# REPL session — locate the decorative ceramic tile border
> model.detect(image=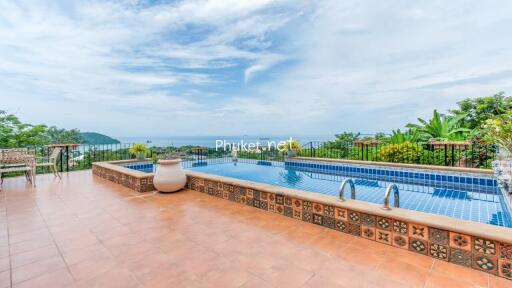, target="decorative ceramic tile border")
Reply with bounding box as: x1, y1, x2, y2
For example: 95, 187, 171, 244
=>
92, 164, 154, 192
187, 175, 512, 280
